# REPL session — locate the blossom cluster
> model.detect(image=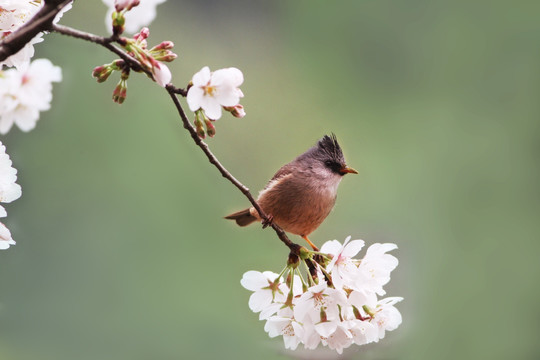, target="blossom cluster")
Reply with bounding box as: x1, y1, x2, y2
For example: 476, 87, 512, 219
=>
0, 59, 62, 134
93, 1, 175, 103
241, 237, 402, 354
1, 1, 70, 134
0, 0, 72, 69
0, 141, 21, 250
